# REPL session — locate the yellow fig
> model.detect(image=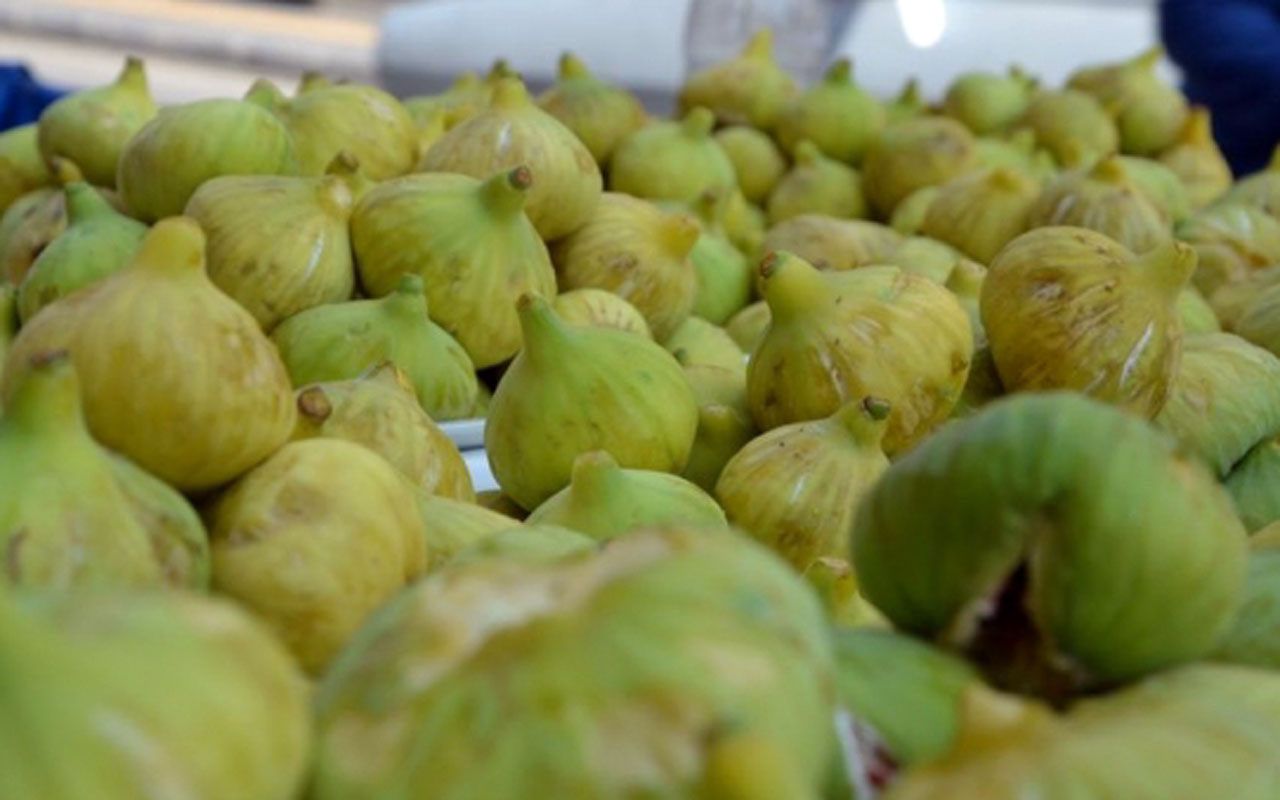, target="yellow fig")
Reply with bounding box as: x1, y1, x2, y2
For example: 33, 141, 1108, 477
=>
921, 167, 1038, 264
1160, 108, 1232, 209
0, 124, 52, 215
537, 52, 647, 165
403, 72, 489, 132
766, 140, 867, 225
609, 106, 738, 204
1021, 89, 1119, 167
678, 28, 796, 129
1068, 46, 1190, 156
761, 215, 902, 276
888, 185, 940, 235
1028, 156, 1172, 253
272, 82, 418, 179
416, 493, 519, 567
885, 235, 972, 284
777, 58, 885, 164
1177, 202, 1280, 295
862, 116, 977, 217
942, 65, 1037, 136
726, 300, 772, 353
1178, 286, 1221, 333
550, 288, 652, 337
715, 124, 788, 203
